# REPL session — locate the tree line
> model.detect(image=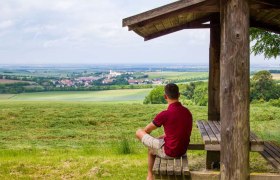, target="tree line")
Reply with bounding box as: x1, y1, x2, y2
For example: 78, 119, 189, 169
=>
0, 83, 153, 94
144, 71, 280, 106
